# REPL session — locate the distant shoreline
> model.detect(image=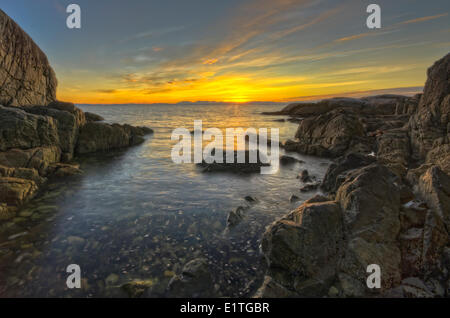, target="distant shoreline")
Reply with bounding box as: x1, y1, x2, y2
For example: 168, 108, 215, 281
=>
73, 86, 423, 106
